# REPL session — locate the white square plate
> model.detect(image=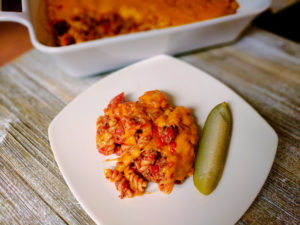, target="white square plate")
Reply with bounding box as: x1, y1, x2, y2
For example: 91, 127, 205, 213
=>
48, 55, 278, 225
